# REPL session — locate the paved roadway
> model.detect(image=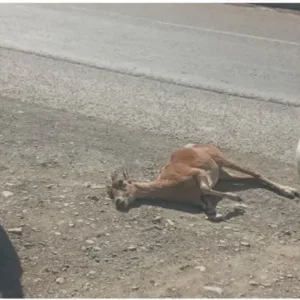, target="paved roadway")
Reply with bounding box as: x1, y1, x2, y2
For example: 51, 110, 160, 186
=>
0, 4, 300, 165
